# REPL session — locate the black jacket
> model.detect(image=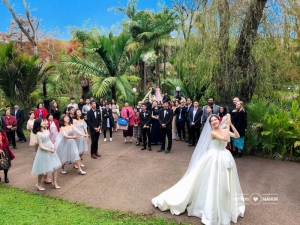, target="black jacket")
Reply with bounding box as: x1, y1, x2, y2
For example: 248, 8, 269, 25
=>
188, 108, 203, 129
159, 108, 173, 130
175, 106, 187, 123
87, 108, 102, 130
232, 110, 247, 137
102, 108, 114, 130
14, 108, 24, 124
140, 110, 152, 127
